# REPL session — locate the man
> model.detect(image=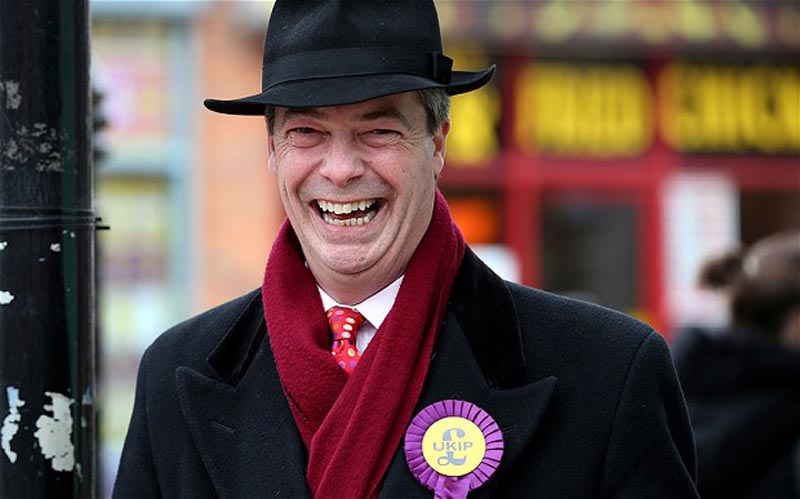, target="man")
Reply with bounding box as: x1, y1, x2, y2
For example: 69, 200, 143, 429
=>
114, 1, 698, 497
